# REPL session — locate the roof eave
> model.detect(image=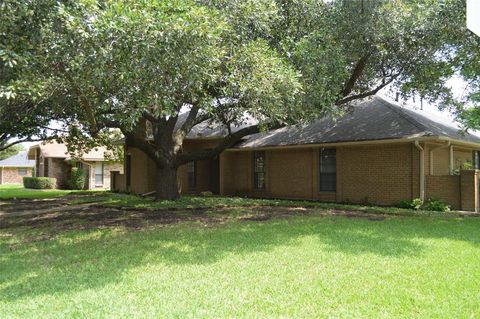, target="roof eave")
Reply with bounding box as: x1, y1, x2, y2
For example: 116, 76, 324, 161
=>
228, 135, 480, 151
